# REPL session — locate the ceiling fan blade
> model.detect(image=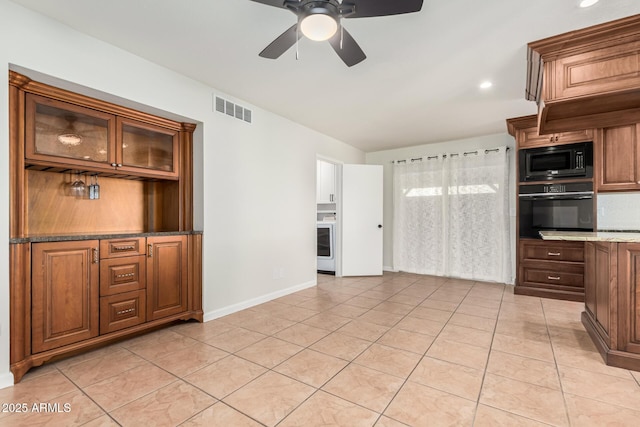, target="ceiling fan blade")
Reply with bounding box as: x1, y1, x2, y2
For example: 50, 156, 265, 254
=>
348, 0, 423, 18
259, 24, 302, 59
329, 28, 366, 67
249, 0, 287, 9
